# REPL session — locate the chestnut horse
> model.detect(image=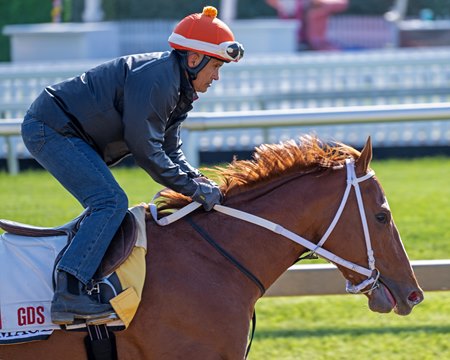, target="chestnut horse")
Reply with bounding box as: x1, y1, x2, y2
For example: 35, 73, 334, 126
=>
0, 136, 423, 360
